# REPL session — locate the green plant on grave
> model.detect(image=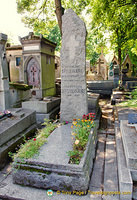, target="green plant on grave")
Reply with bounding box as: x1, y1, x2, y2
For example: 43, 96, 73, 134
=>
9, 82, 33, 91
118, 87, 137, 108
131, 87, 137, 99
67, 113, 95, 164
11, 119, 58, 161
